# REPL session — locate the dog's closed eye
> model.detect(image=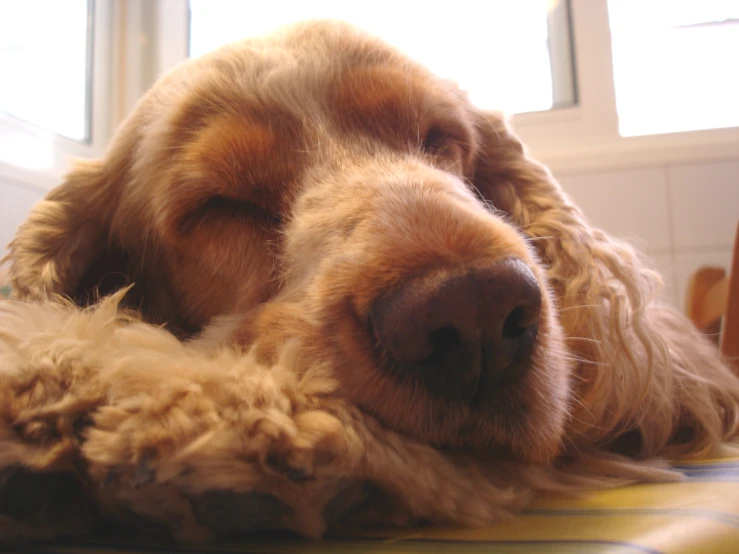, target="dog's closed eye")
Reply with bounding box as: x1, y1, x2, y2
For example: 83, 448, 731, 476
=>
419, 122, 471, 172
421, 126, 454, 155
181, 195, 283, 233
